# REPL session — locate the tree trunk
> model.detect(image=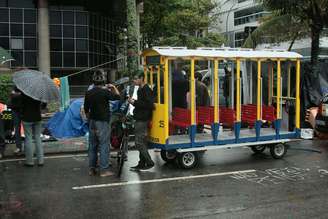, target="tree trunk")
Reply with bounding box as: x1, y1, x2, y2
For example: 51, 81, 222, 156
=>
126, 0, 140, 77
310, 23, 322, 71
